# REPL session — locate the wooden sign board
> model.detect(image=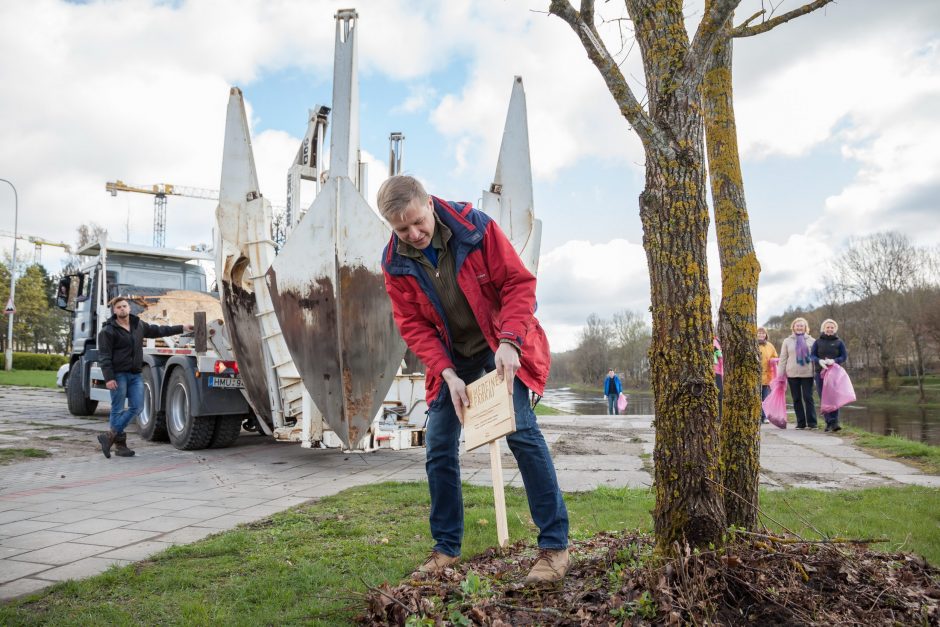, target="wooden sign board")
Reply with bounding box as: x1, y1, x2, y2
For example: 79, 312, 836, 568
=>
463, 370, 515, 452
